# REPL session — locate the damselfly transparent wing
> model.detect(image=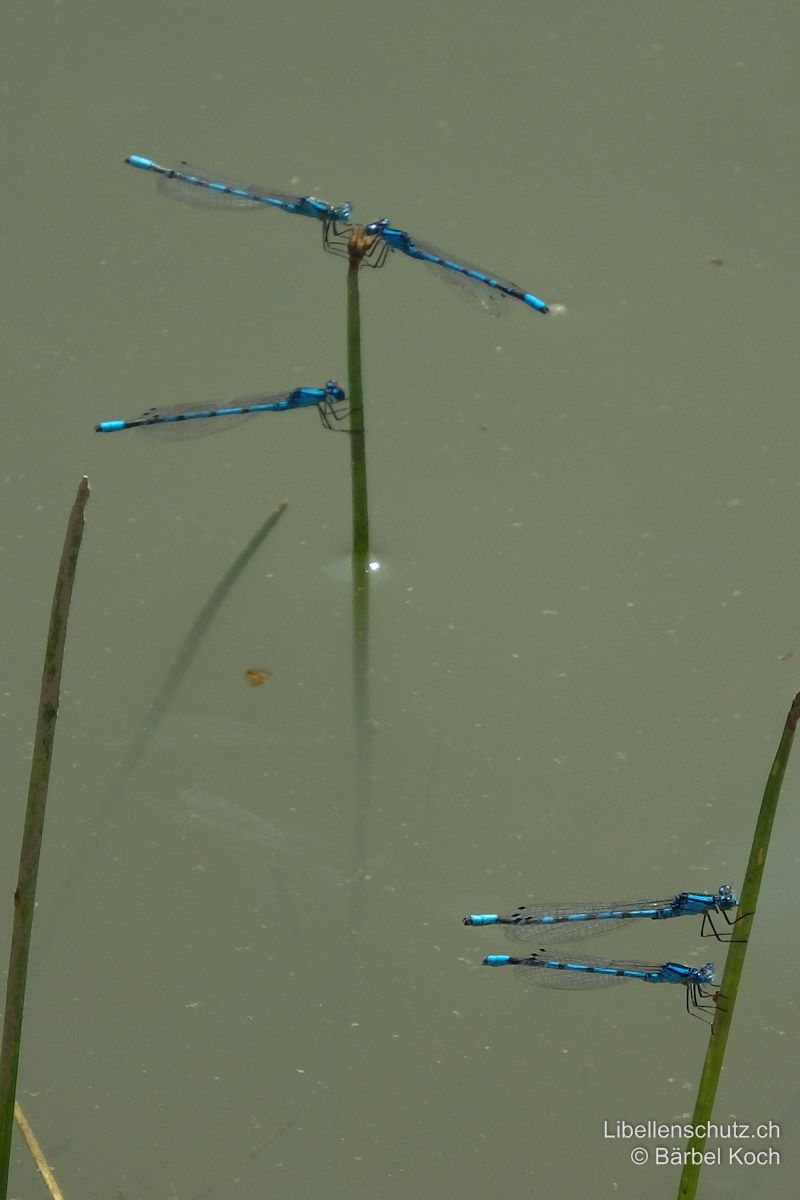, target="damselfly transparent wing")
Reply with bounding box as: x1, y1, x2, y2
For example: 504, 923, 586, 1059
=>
500, 897, 677, 947
512, 956, 664, 991
135, 399, 263, 439
503, 916, 633, 947
422, 246, 510, 316
155, 163, 302, 211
